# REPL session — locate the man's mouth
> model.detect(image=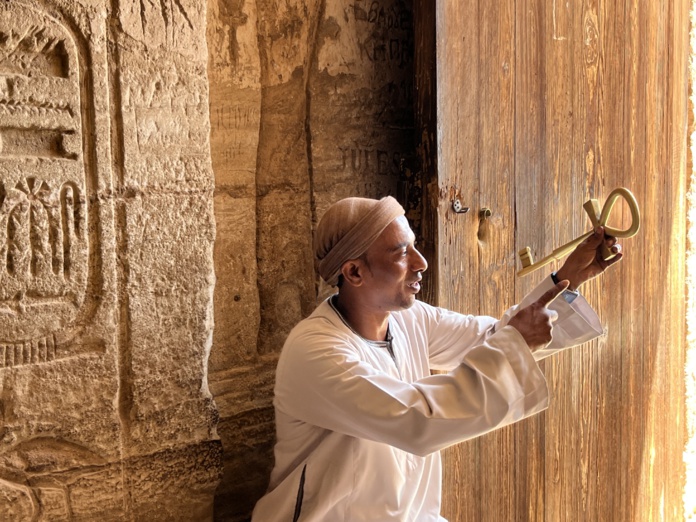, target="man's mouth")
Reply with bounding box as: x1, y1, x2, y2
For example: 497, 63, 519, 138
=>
407, 280, 421, 291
